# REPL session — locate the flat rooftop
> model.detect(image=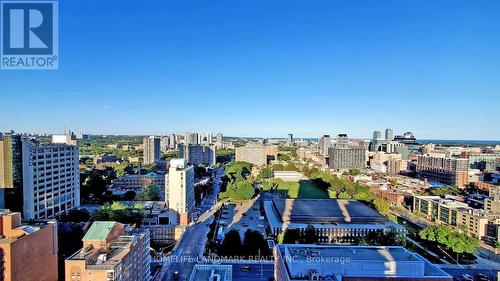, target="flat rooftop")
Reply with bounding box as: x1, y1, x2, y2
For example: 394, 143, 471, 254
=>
272, 198, 388, 224
277, 244, 452, 280
189, 264, 232, 281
